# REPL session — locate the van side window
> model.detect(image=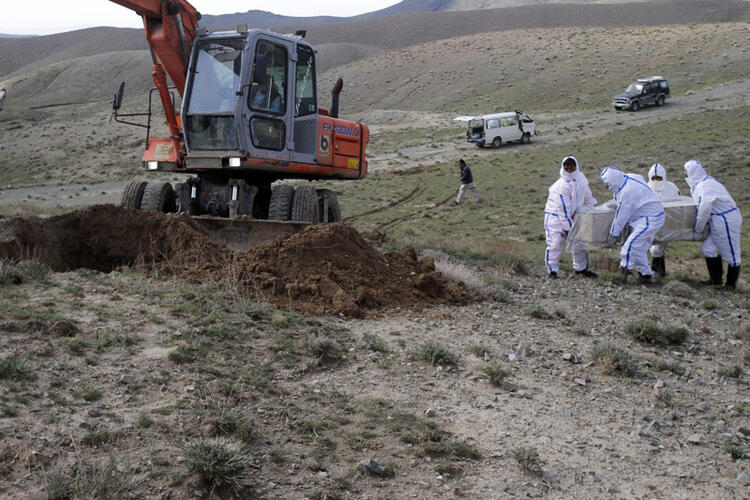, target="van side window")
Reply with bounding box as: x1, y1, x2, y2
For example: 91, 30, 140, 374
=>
486, 119, 499, 129
502, 116, 517, 127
